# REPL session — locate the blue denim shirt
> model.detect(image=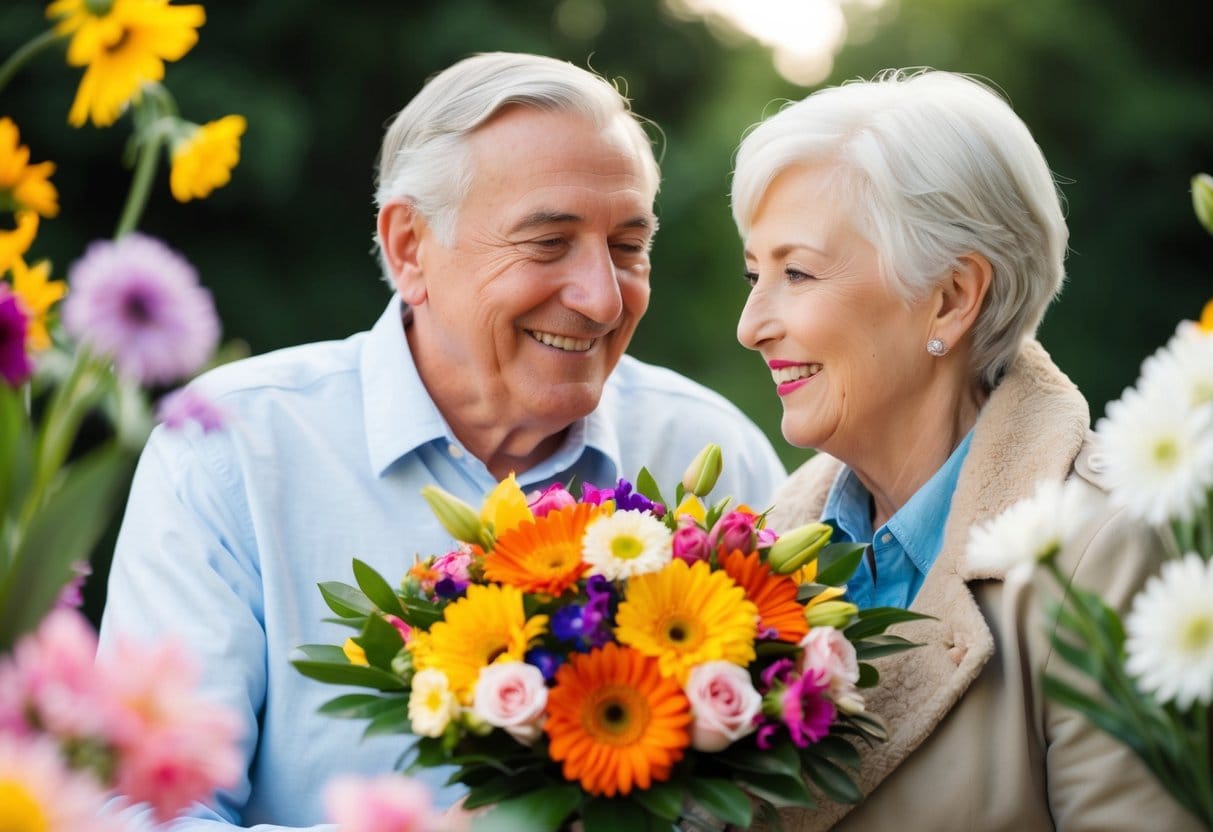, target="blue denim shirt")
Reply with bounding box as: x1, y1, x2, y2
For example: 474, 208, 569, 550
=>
822, 430, 974, 609
98, 295, 786, 830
